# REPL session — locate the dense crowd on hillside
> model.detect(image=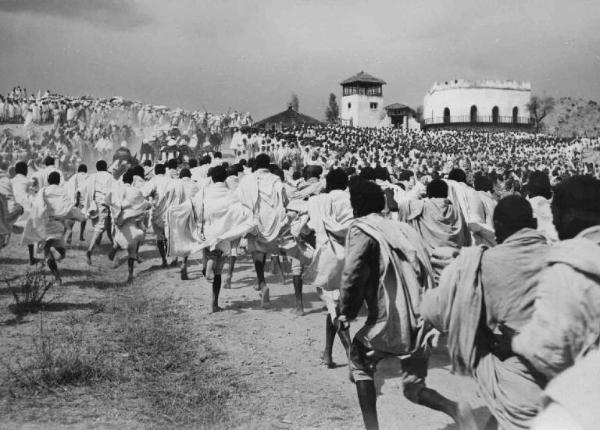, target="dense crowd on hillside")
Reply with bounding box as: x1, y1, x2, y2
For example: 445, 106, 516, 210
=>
0, 85, 253, 177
